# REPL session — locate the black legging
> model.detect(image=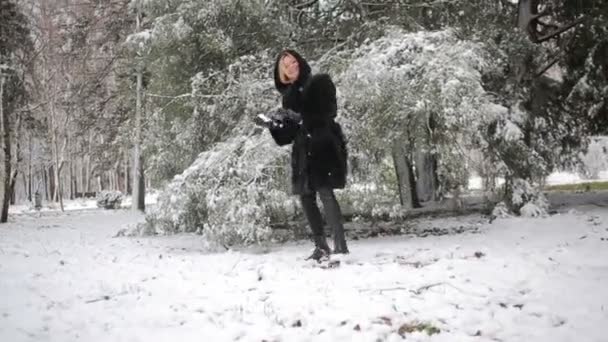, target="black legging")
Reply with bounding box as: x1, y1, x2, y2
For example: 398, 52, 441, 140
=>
300, 188, 348, 253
